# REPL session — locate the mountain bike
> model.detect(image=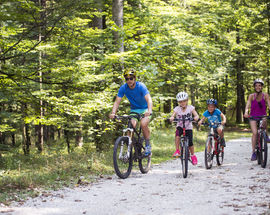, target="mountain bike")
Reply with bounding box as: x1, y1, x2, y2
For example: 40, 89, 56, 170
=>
202, 122, 224, 169
248, 115, 270, 168
113, 113, 151, 179
173, 116, 195, 178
